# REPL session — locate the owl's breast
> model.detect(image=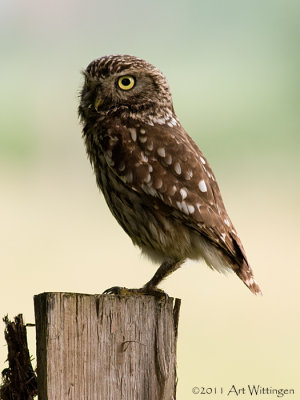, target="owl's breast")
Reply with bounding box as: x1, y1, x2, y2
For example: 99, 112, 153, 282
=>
84, 134, 192, 261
